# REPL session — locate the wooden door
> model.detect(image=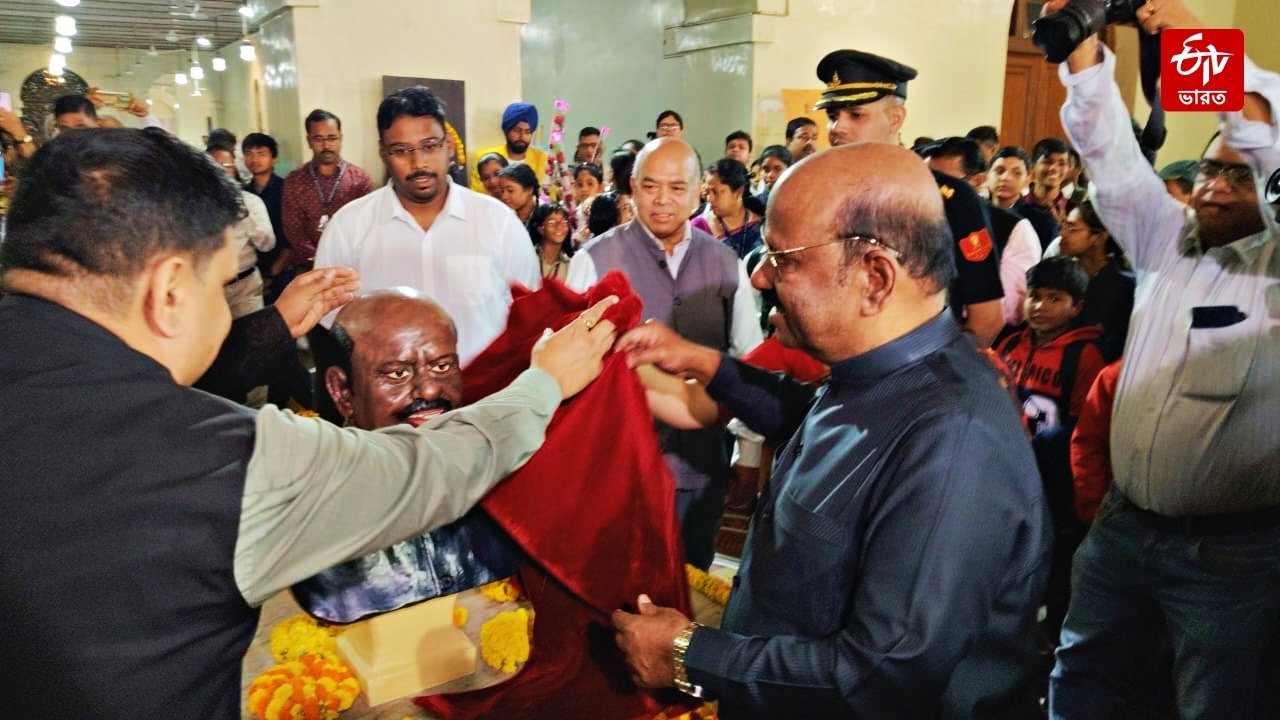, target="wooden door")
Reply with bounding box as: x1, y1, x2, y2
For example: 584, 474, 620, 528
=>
1001, 50, 1068, 150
